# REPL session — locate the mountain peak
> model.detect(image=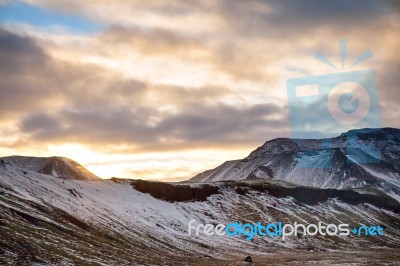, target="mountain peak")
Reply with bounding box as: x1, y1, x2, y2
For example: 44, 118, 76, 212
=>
1, 155, 100, 180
